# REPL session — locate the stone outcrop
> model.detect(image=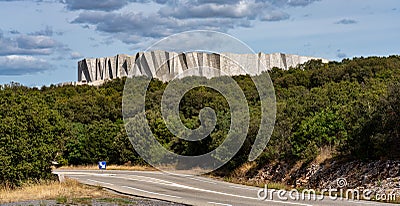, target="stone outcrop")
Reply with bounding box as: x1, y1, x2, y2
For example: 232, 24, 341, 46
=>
247, 160, 400, 198
78, 51, 329, 83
